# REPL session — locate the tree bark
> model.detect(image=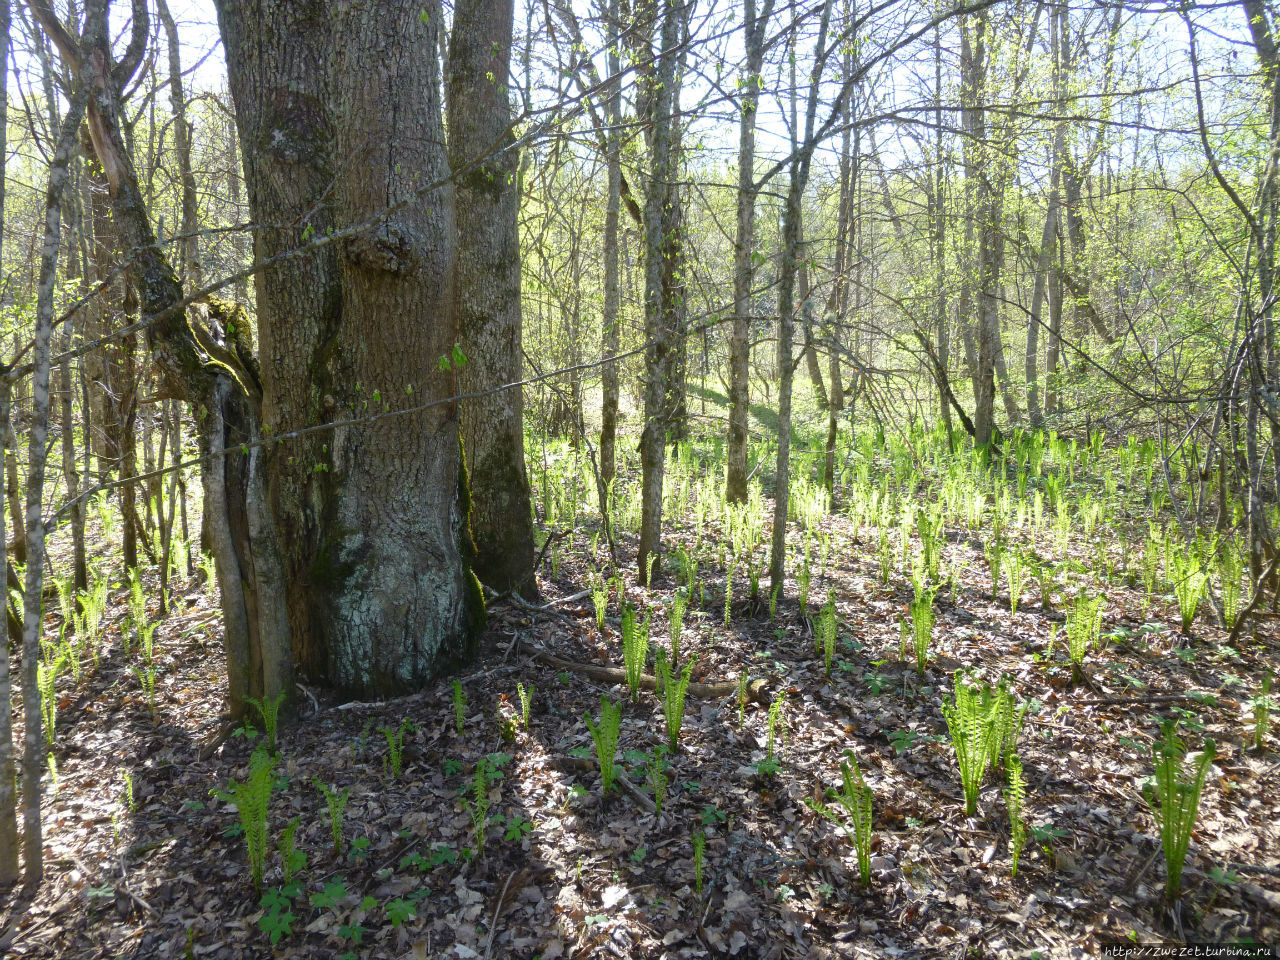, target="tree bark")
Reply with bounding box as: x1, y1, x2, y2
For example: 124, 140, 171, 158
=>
157, 0, 201, 288
599, 0, 622, 496
726, 0, 771, 504
961, 10, 996, 447
18, 79, 85, 893
27, 0, 298, 716
0, 382, 16, 887
770, 1, 834, 595
634, 0, 687, 585
447, 0, 536, 597
1026, 3, 1066, 431
215, 0, 483, 693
